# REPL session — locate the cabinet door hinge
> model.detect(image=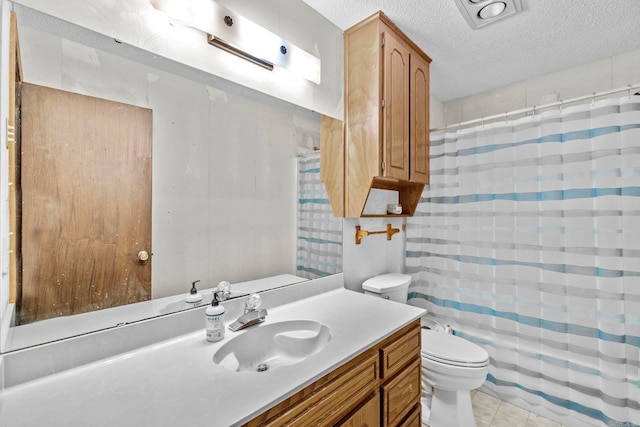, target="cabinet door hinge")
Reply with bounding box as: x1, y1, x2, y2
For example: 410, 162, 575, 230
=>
381, 99, 385, 109
381, 161, 385, 172
382, 35, 385, 47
